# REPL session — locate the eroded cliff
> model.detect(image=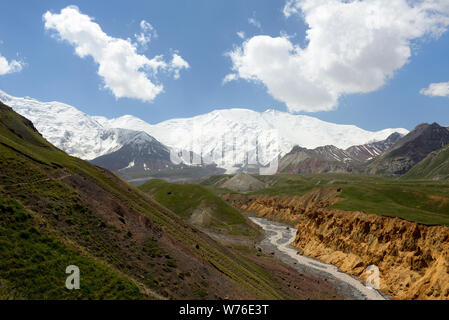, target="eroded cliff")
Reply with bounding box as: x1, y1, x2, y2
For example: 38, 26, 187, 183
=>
222, 189, 449, 300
